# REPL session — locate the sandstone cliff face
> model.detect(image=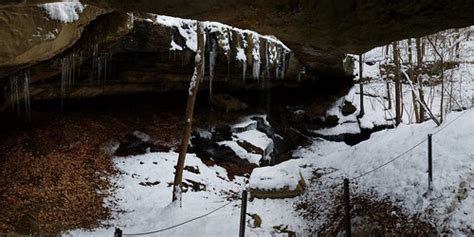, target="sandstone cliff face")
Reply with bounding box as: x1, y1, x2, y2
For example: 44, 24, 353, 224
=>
0, 4, 106, 77
1, 10, 352, 110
